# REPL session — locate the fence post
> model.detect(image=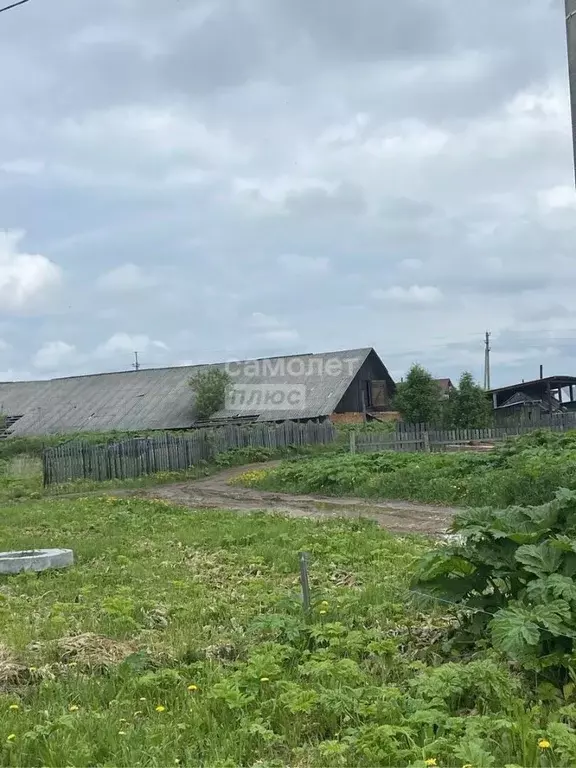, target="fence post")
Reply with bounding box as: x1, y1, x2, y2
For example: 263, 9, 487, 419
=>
299, 552, 311, 613
423, 431, 430, 453
349, 431, 357, 454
